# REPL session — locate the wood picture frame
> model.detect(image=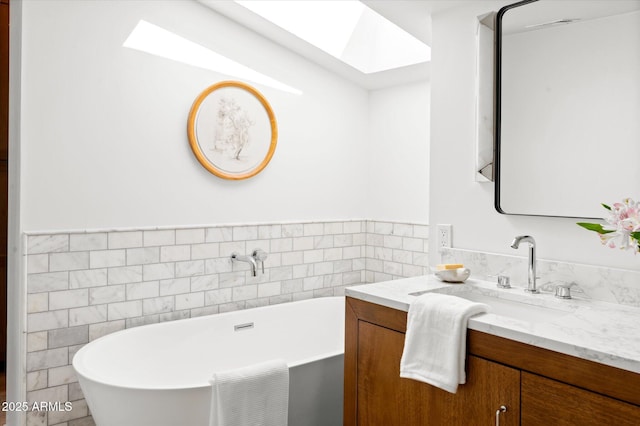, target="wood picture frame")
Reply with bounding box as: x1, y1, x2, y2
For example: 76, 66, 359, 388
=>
187, 81, 278, 180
